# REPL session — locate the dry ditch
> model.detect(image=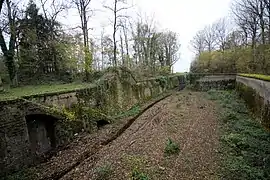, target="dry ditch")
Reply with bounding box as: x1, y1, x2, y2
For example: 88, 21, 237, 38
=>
60, 91, 220, 180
